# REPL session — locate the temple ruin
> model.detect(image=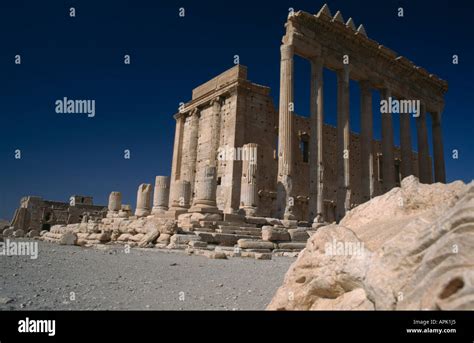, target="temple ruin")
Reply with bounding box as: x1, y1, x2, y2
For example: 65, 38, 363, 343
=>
5, 5, 448, 258
167, 5, 447, 223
